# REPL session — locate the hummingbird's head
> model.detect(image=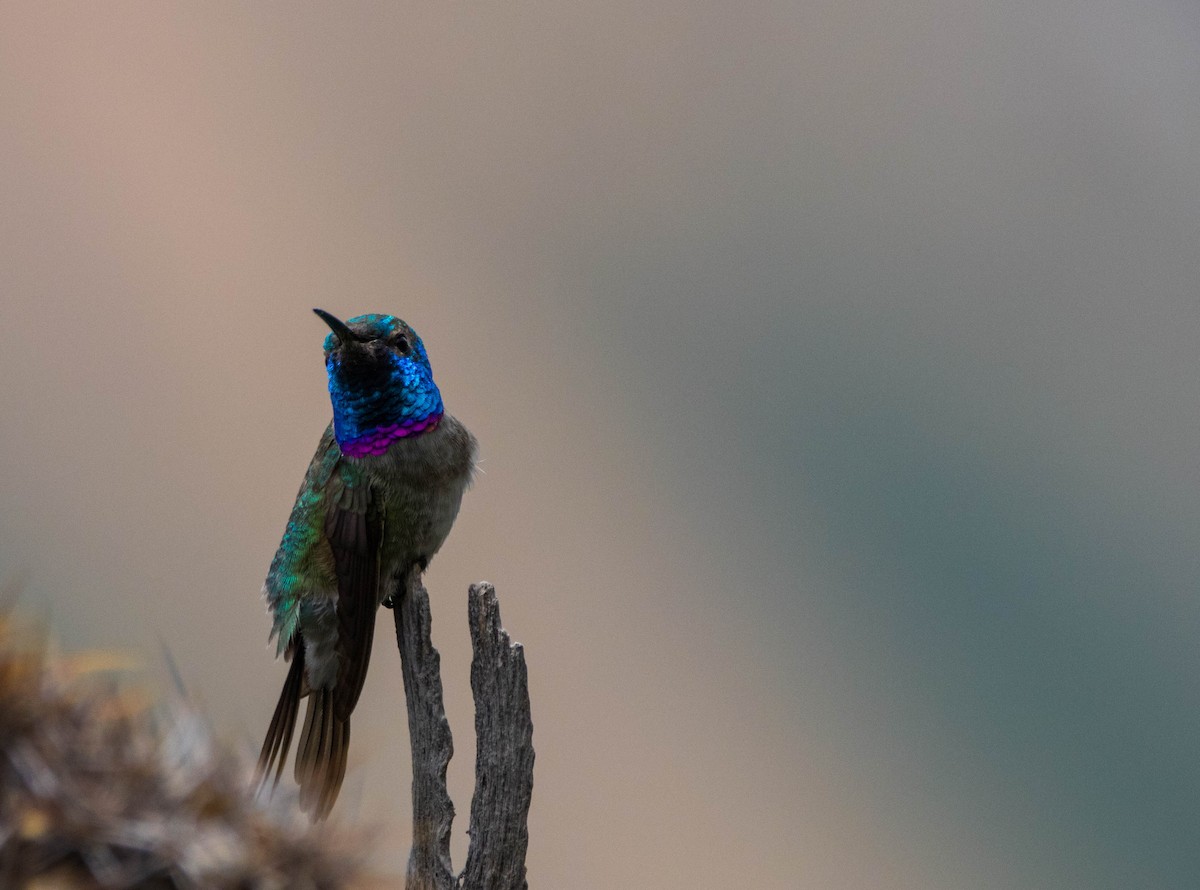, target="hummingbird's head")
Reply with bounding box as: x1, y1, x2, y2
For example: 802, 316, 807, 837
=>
313, 309, 444, 458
